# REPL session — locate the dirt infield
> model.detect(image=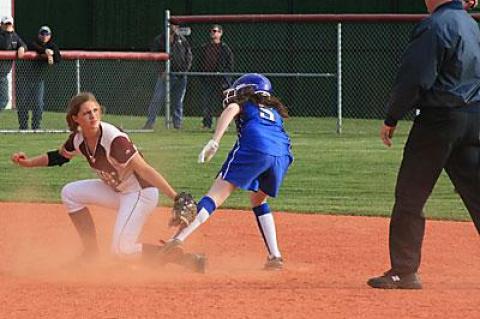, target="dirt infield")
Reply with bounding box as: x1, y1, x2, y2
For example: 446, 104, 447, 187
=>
0, 202, 478, 319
